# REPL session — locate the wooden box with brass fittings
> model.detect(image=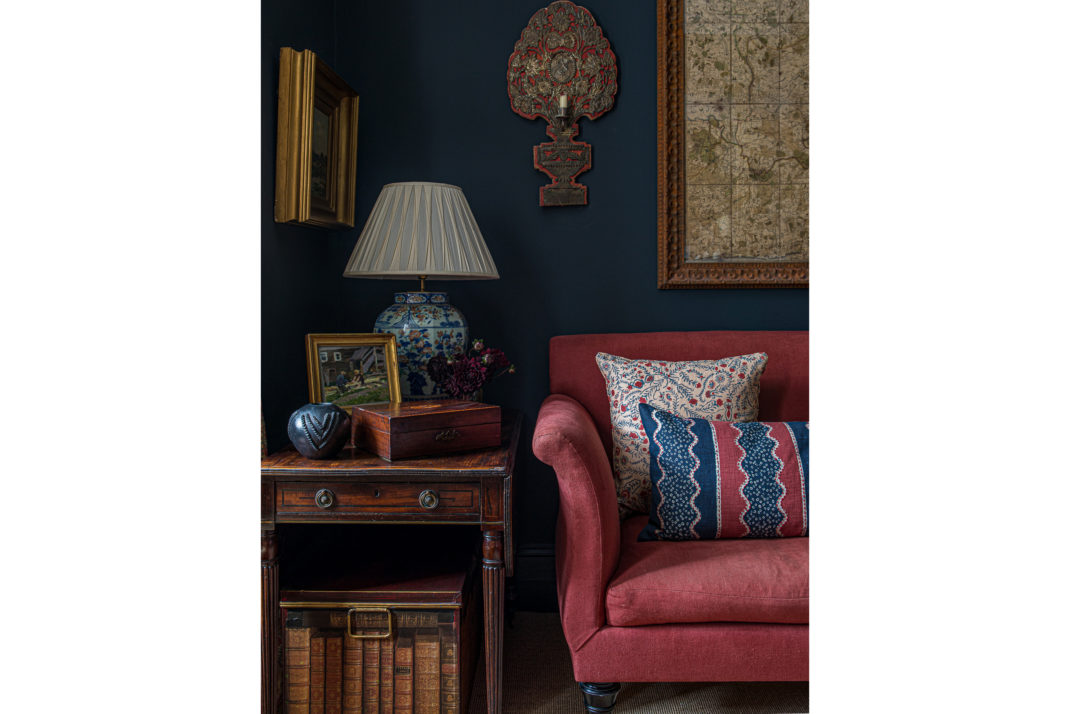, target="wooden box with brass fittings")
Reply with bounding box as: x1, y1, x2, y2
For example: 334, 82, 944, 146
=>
353, 399, 501, 461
